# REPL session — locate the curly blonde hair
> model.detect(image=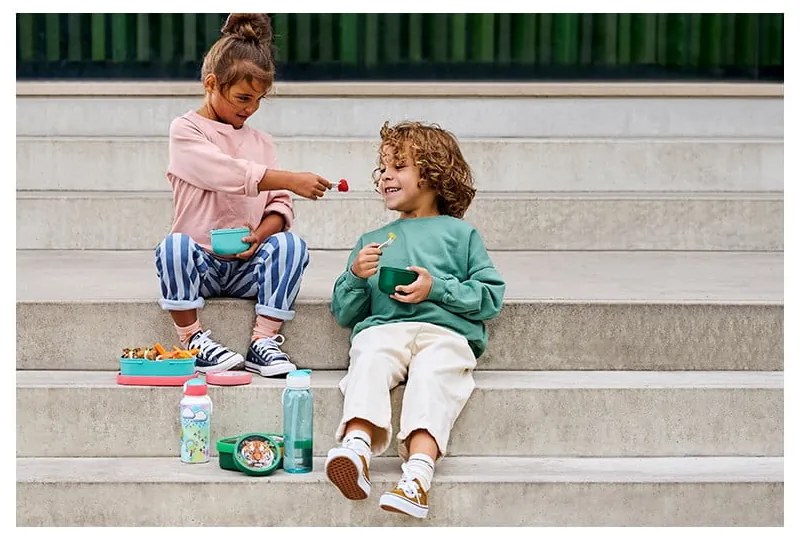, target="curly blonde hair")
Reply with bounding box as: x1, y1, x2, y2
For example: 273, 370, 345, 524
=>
372, 121, 476, 218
